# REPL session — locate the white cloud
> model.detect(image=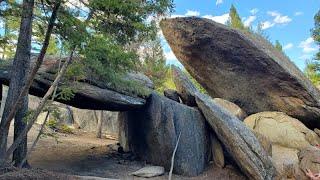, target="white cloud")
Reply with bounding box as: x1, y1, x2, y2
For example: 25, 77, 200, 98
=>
267, 11, 292, 24
216, 0, 223, 5
283, 43, 294, 50
274, 15, 292, 24
294, 12, 303, 16
244, 16, 256, 27
185, 10, 200, 17
261, 11, 292, 29
299, 37, 317, 53
267, 11, 279, 17
299, 54, 313, 60
261, 21, 275, 30
164, 50, 177, 61
170, 14, 185, 18
0, 20, 4, 29
203, 13, 230, 25
250, 8, 259, 15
